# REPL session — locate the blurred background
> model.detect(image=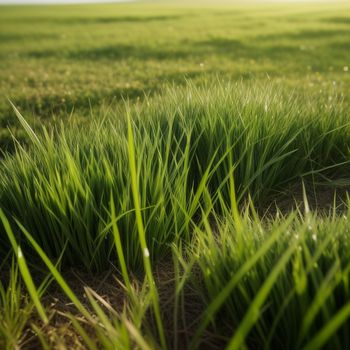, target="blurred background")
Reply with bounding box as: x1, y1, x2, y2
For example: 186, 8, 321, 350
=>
0, 0, 349, 150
